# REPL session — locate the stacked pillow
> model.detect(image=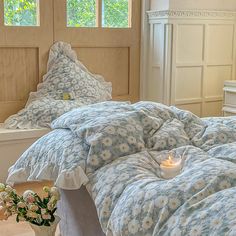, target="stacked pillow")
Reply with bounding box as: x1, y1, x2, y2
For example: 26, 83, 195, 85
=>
4, 42, 112, 129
